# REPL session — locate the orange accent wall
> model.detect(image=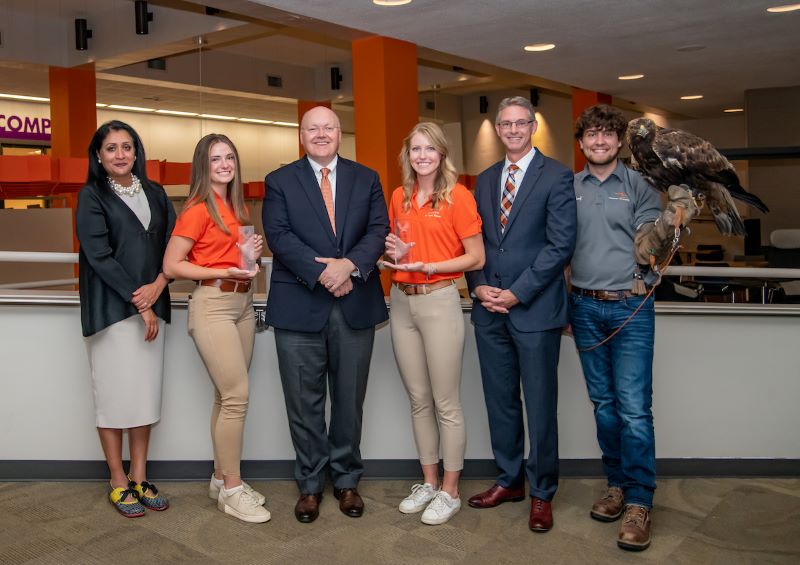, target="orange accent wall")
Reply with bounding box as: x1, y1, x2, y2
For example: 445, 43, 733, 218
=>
48, 65, 97, 159
297, 100, 331, 157
571, 87, 612, 172
352, 36, 418, 293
